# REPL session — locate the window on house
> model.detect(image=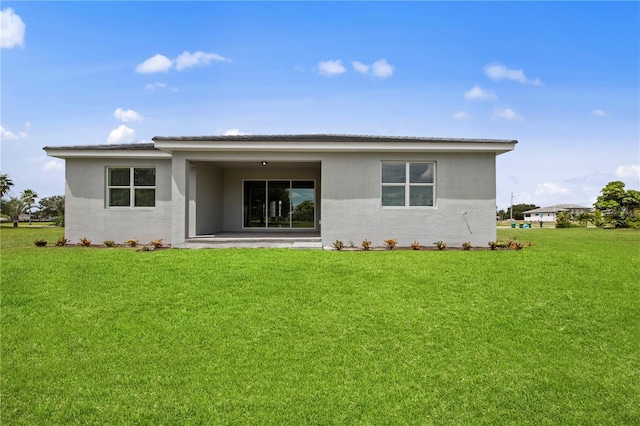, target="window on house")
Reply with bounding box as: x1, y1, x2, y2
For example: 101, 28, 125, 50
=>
107, 167, 156, 207
381, 162, 435, 207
